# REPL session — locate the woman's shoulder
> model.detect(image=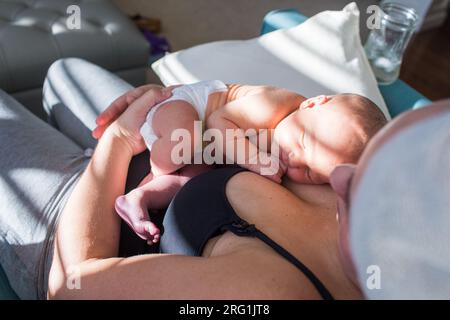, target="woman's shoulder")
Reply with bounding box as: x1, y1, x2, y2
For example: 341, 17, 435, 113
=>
226, 171, 336, 210
224, 172, 325, 226
226, 171, 298, 208
283, 178, 337, 208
